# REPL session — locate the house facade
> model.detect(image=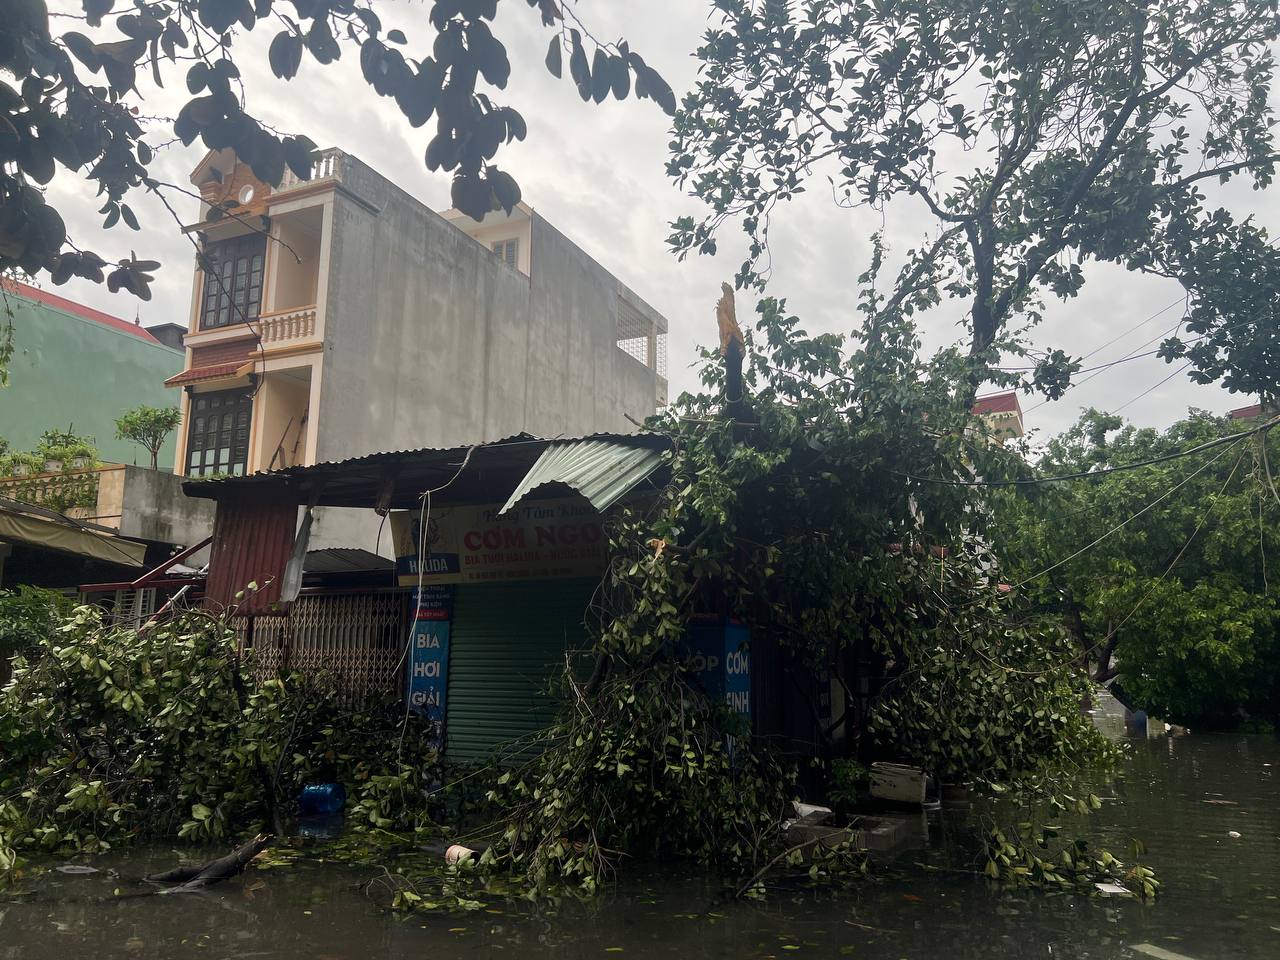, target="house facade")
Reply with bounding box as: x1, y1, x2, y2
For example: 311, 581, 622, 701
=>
167, 147, 669, 486
0, 280, 184, 464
